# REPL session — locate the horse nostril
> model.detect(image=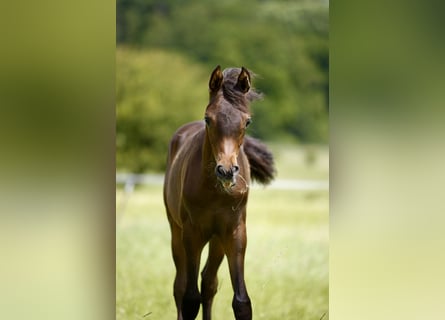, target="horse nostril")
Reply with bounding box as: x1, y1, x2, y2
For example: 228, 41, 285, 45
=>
216, 165, 226, 177
231, 165, 240, 175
